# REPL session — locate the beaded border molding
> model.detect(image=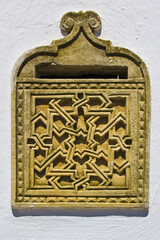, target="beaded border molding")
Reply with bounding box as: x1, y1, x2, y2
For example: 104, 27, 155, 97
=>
11, 11, 150, 209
